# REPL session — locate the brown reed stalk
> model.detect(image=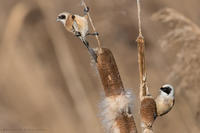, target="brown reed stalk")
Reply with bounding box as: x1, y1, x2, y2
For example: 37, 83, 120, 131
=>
136, 0, 157, 132
136, 36, 156, 133
136, 36, 148, 99
97, 48, 137, 133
